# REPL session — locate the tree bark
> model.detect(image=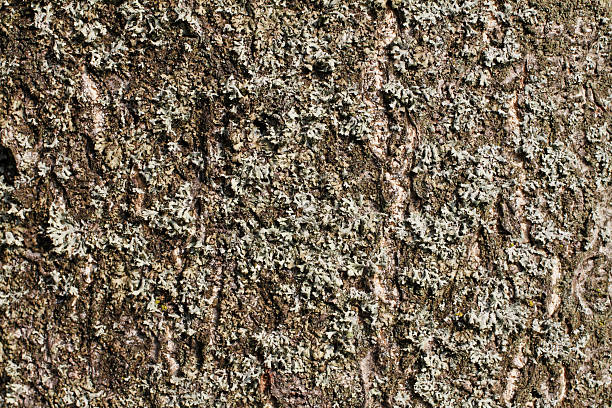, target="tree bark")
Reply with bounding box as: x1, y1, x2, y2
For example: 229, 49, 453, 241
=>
0, 1, 610, 407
